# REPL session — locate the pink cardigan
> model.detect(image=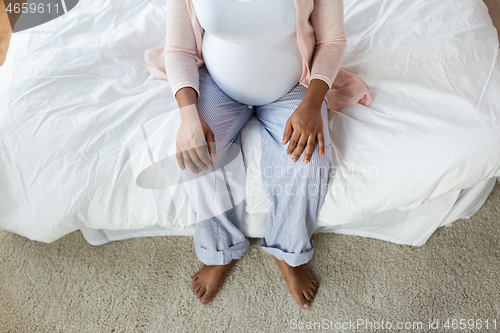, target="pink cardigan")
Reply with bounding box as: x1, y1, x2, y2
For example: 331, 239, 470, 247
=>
144, 0, 372, 111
